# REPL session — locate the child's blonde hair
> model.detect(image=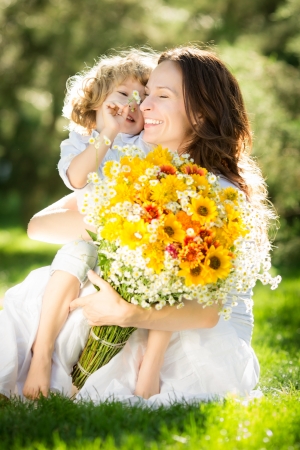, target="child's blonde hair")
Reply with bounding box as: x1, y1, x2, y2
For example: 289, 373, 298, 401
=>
63, 49, 158, 134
